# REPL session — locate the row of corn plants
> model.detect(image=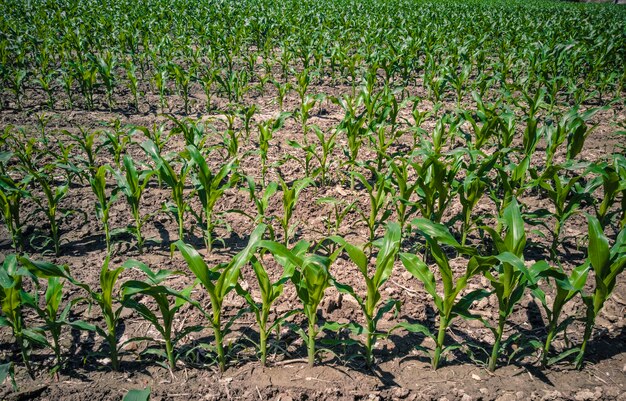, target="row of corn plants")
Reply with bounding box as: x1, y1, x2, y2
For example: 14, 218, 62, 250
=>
0, 210, 623, 378
0, 0, 624, 113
